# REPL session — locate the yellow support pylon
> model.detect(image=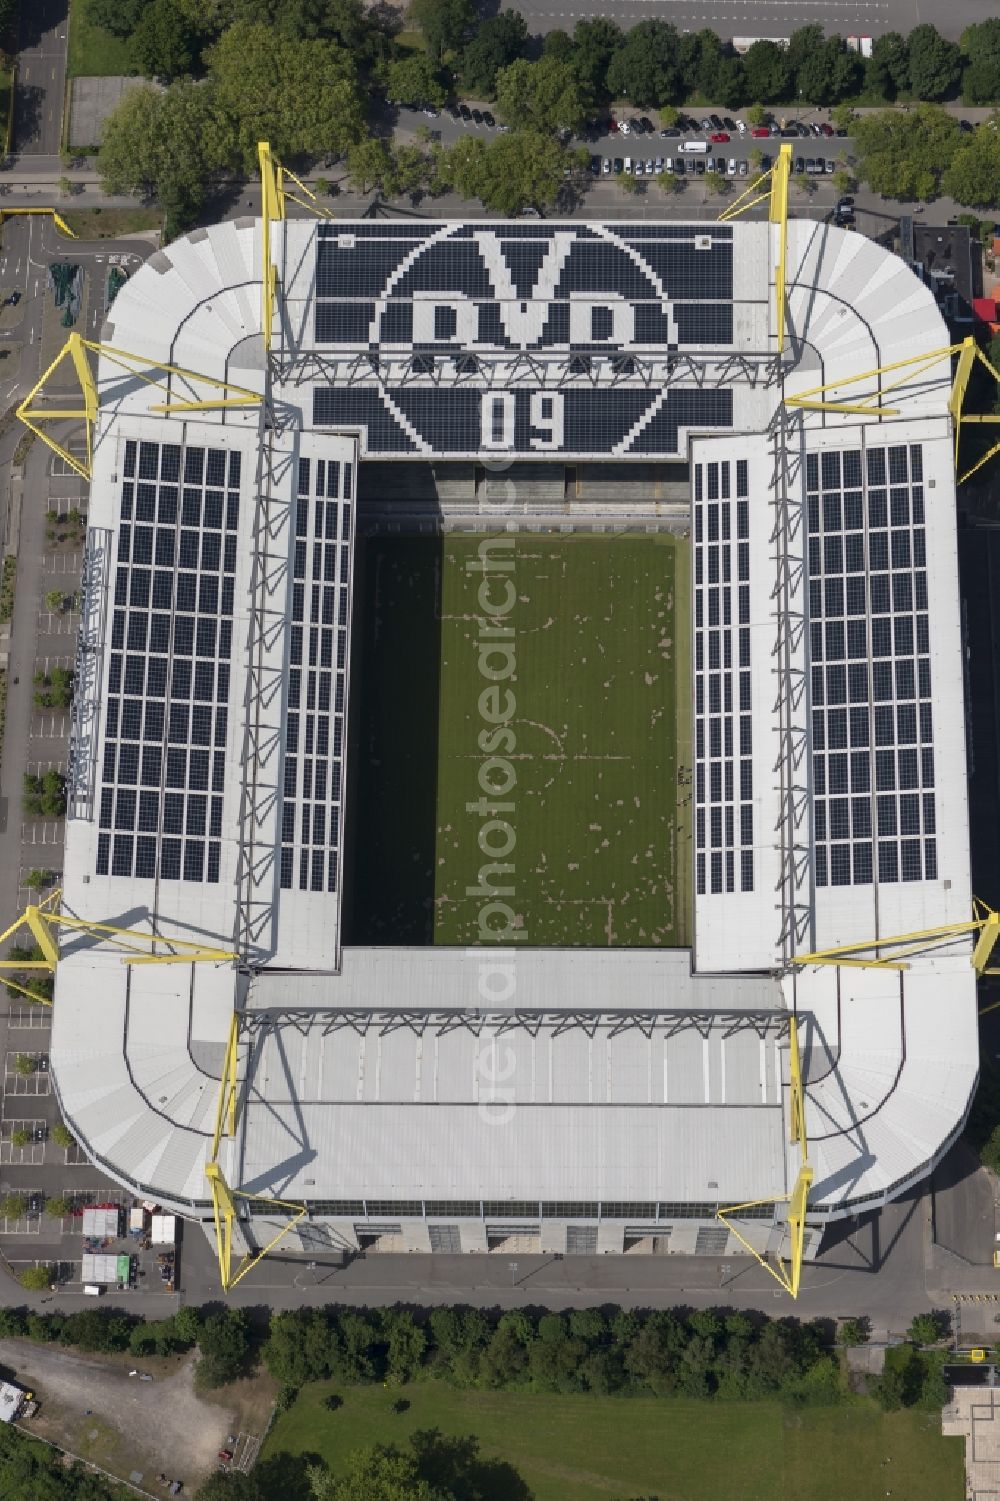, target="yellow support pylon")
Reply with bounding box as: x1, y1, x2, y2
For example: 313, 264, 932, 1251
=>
0, 895, 238, 1005
257, 140, 325, 353
16, 332, 263, 481
717, 1011, 813, 1298
719, 143, 791, 353
205, 1010, 307, 1292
